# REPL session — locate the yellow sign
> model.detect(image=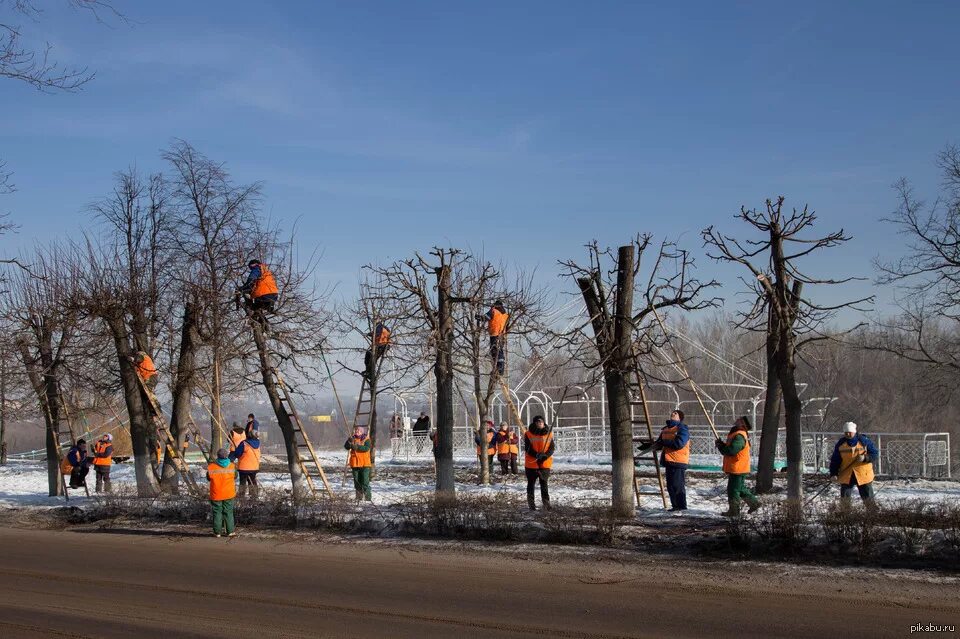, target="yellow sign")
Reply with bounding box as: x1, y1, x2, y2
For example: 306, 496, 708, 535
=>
310, 415, 332, 423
